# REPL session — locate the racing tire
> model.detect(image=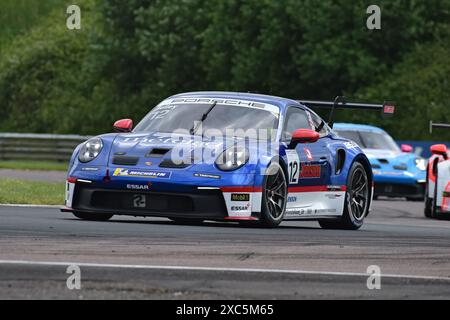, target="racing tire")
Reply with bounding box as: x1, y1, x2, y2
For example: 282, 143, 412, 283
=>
170, 218, 204, 225
73, 211, 113, 221
424, 197, 433, 218
431, 166, 439, 219
424, 178, 433, 218
259, 162, 288, 228
319, 162, 370, 230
